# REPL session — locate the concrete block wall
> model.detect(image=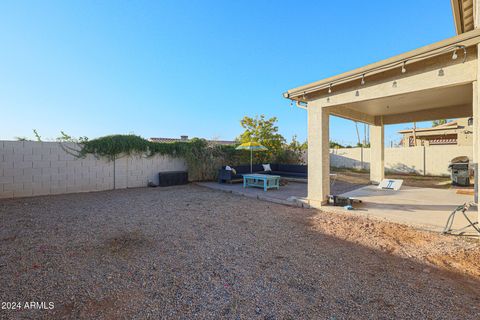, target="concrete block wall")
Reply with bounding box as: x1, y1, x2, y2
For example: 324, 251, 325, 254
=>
126, 154, 186, 188
424, 145, 472, 176
329, 145, 473, 176
0, 141, 186, 199
330, 147, 367, 170
385, 147, 425, 174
